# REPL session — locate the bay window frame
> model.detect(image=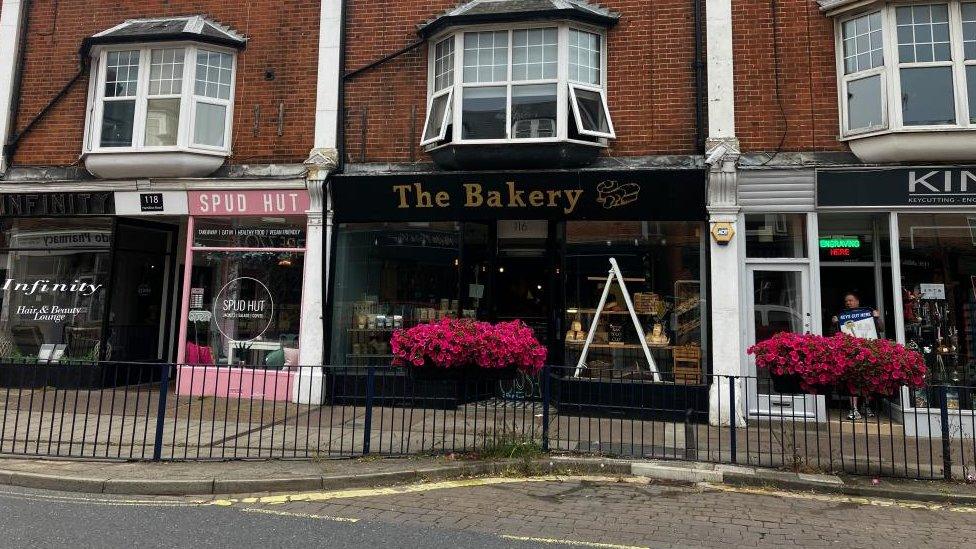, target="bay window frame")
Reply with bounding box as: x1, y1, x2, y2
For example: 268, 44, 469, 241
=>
423, 21, 611, 148
85, 42, 237, 156
835, 1, 976, 139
